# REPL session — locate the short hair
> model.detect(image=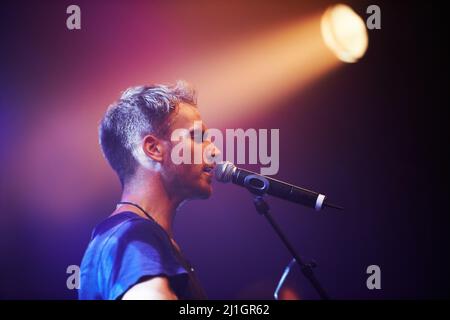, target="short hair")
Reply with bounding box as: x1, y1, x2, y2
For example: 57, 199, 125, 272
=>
99, 80, 197, 186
